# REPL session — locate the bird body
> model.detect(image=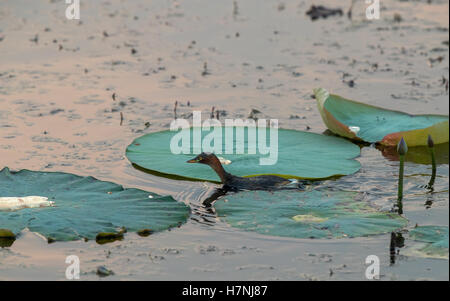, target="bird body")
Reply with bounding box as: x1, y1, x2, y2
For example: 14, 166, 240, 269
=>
187, 152, 296, 191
